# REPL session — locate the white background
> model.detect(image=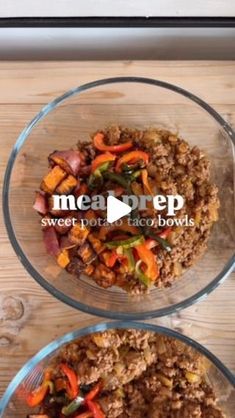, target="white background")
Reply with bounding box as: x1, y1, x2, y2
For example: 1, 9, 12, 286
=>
1, 0, 235, 17
0, 1, 234, 60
